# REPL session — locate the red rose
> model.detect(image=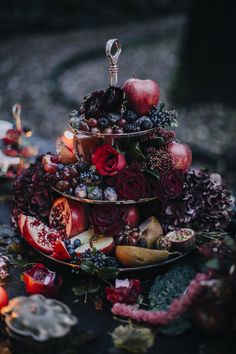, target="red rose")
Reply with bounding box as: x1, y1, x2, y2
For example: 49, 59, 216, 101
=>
91, 205, 138, 236
92, 144, 126, 176
105, 279, 141, 304
156, 170, 184, 200
115, 166, 147, 201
